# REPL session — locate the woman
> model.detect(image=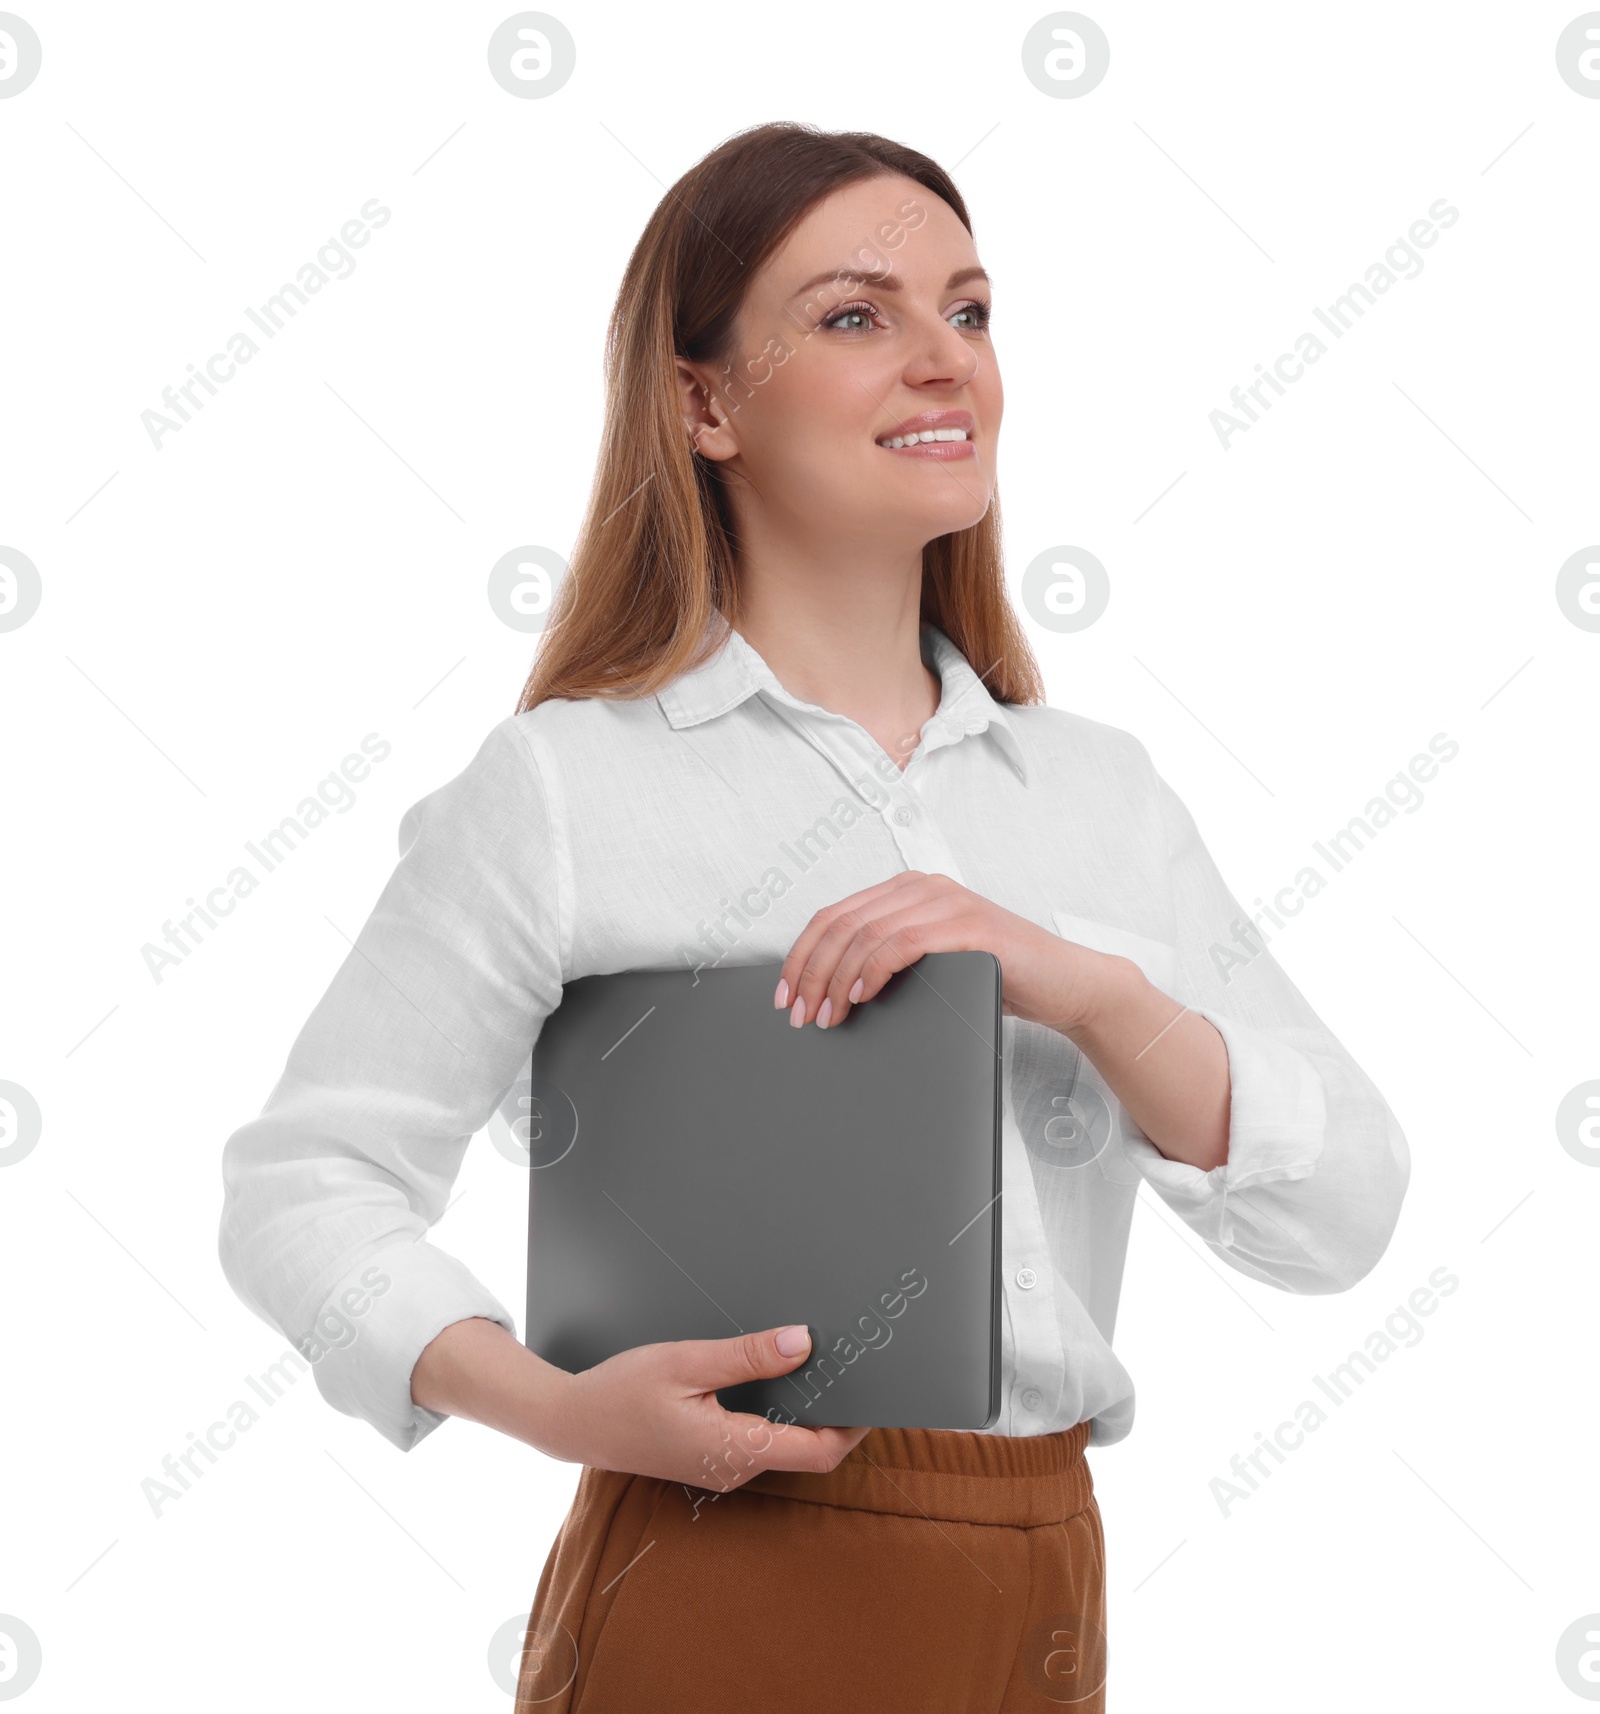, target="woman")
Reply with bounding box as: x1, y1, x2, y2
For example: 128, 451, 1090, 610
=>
218, 123, 1410, 1711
